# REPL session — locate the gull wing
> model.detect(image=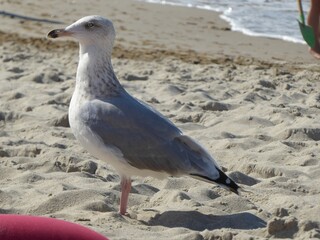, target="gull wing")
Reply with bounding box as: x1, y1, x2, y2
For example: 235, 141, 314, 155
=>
79, 92, 221, 178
